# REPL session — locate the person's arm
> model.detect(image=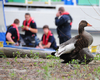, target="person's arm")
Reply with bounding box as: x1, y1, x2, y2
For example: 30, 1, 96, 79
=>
6, 32, 15, 43
25, 22, 38, 33
43, 36, 54, 48
55, 16, 68, 27
24, 26, 38, 33
39, 41, 43, 46
43, 42, 51, 48
29, 27, 38, 33
38, 41, 44, 49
